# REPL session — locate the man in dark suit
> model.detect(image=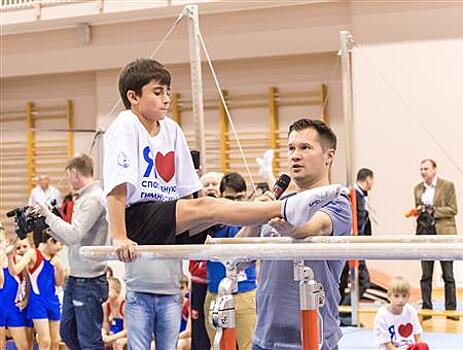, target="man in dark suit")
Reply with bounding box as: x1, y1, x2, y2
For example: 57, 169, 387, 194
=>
414, 159, 458, 321
339, 168, 373, 305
